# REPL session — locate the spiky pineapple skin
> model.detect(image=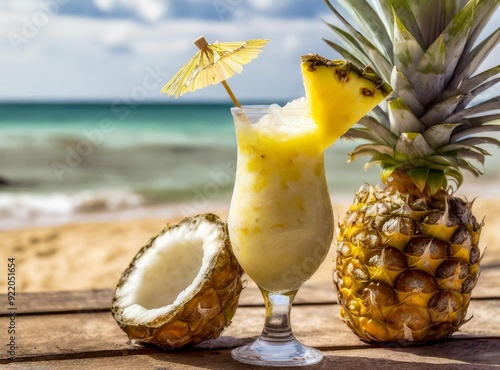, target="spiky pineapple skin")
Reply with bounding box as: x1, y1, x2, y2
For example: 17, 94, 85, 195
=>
335, 184, 482, 343
322, 0, 498, 343
111, 214, 243, 349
